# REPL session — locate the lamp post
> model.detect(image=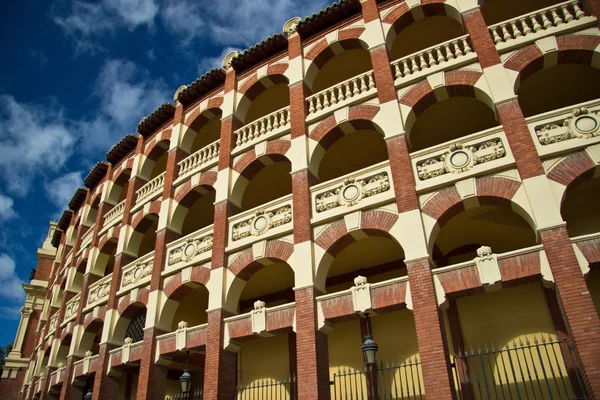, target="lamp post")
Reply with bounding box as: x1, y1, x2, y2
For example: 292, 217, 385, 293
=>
179, 351, 192, 394
361, 313, 379, 400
